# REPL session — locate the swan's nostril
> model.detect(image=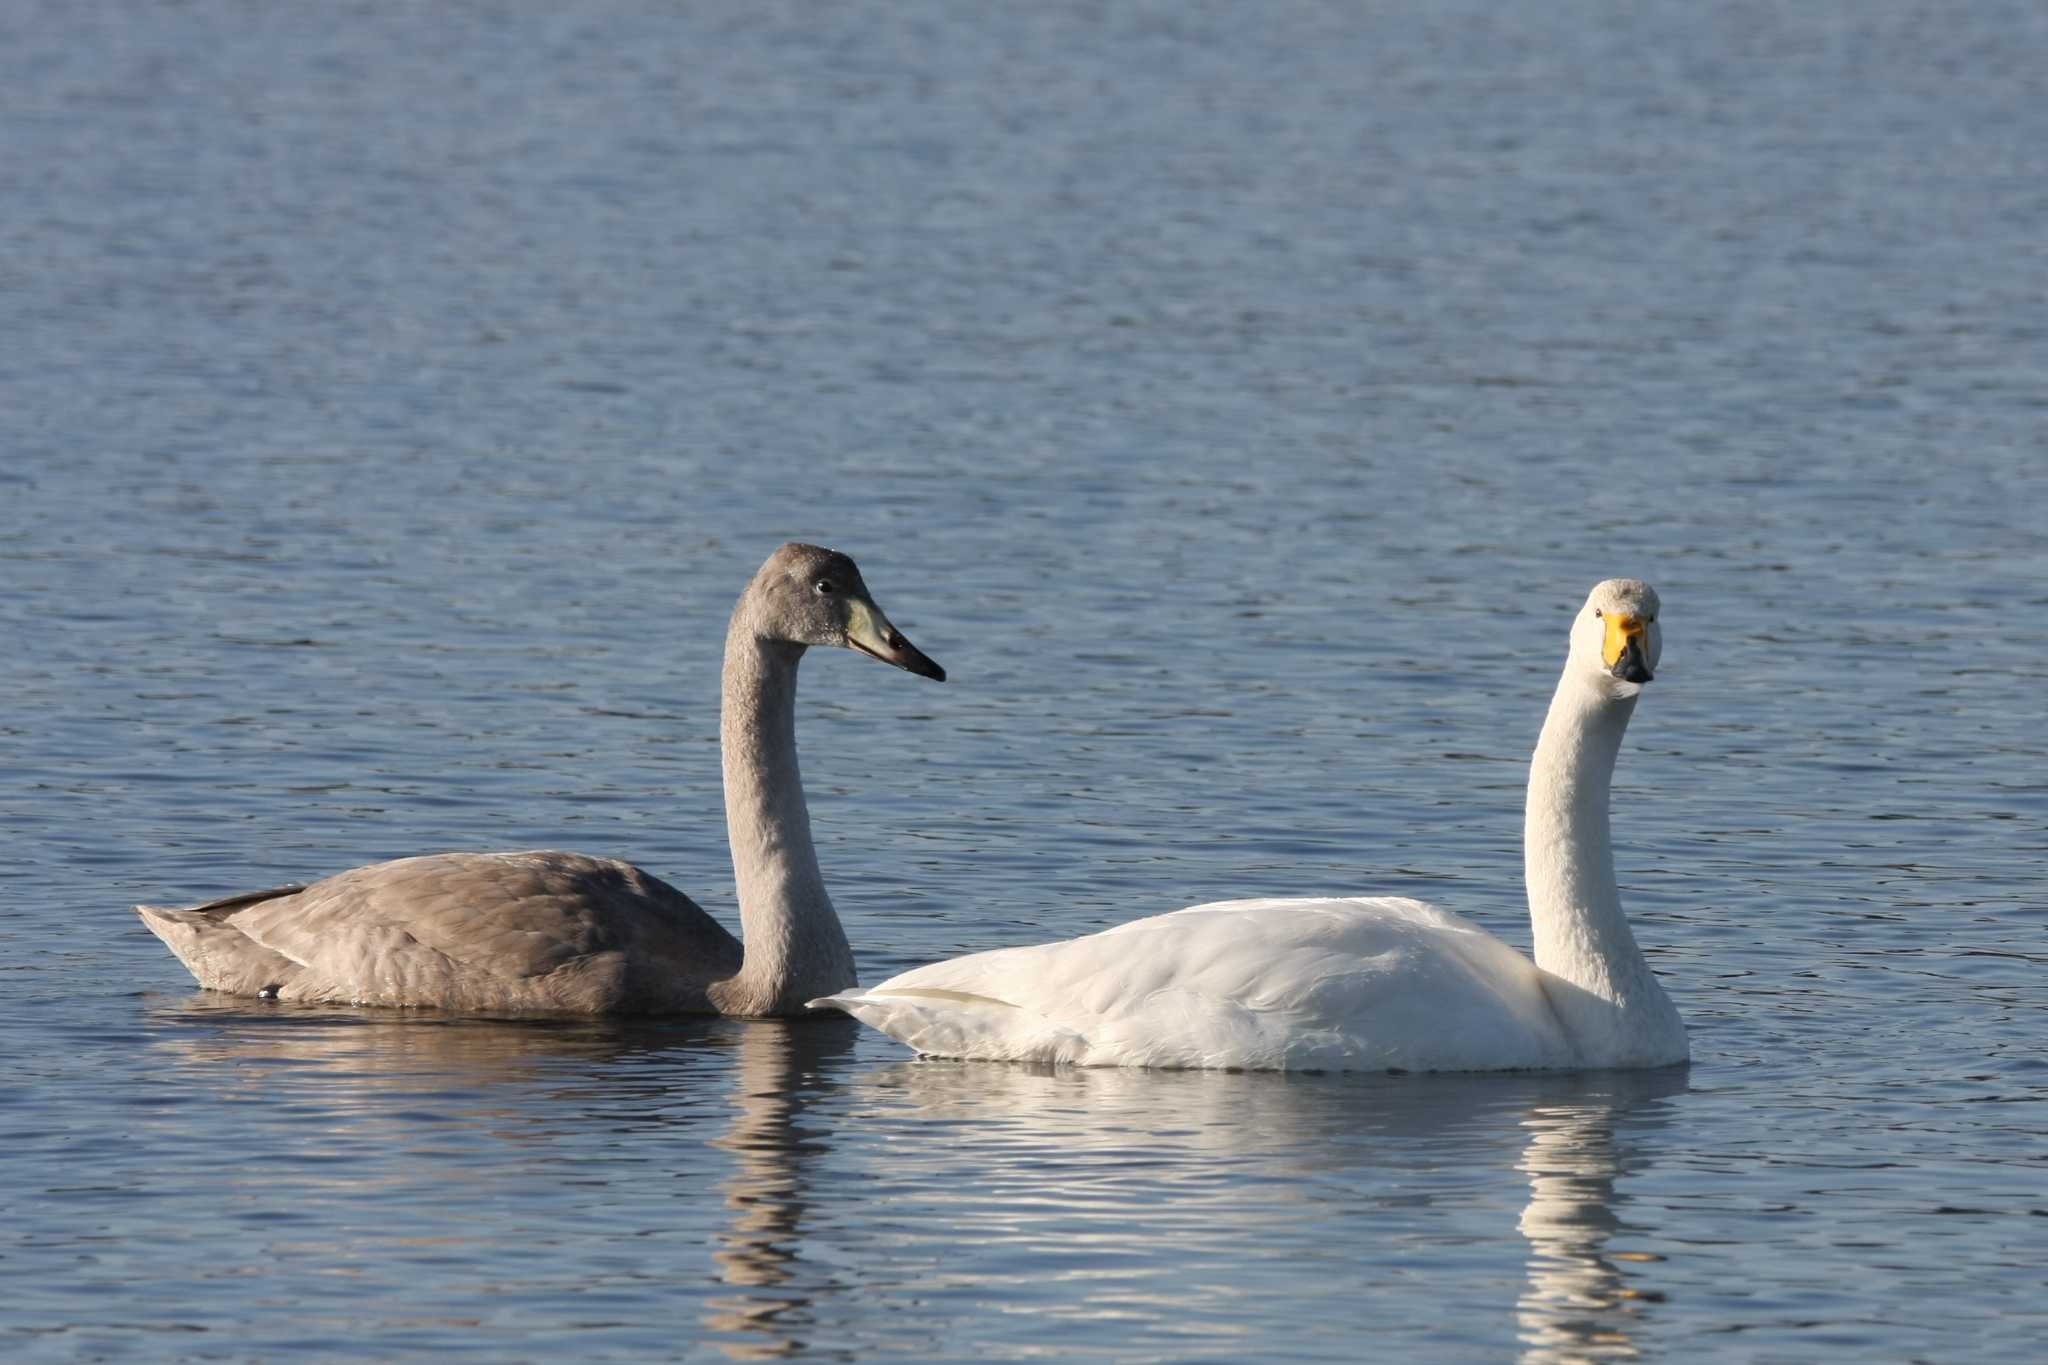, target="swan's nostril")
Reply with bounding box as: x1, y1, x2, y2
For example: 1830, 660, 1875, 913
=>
887, 632, 906, 650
